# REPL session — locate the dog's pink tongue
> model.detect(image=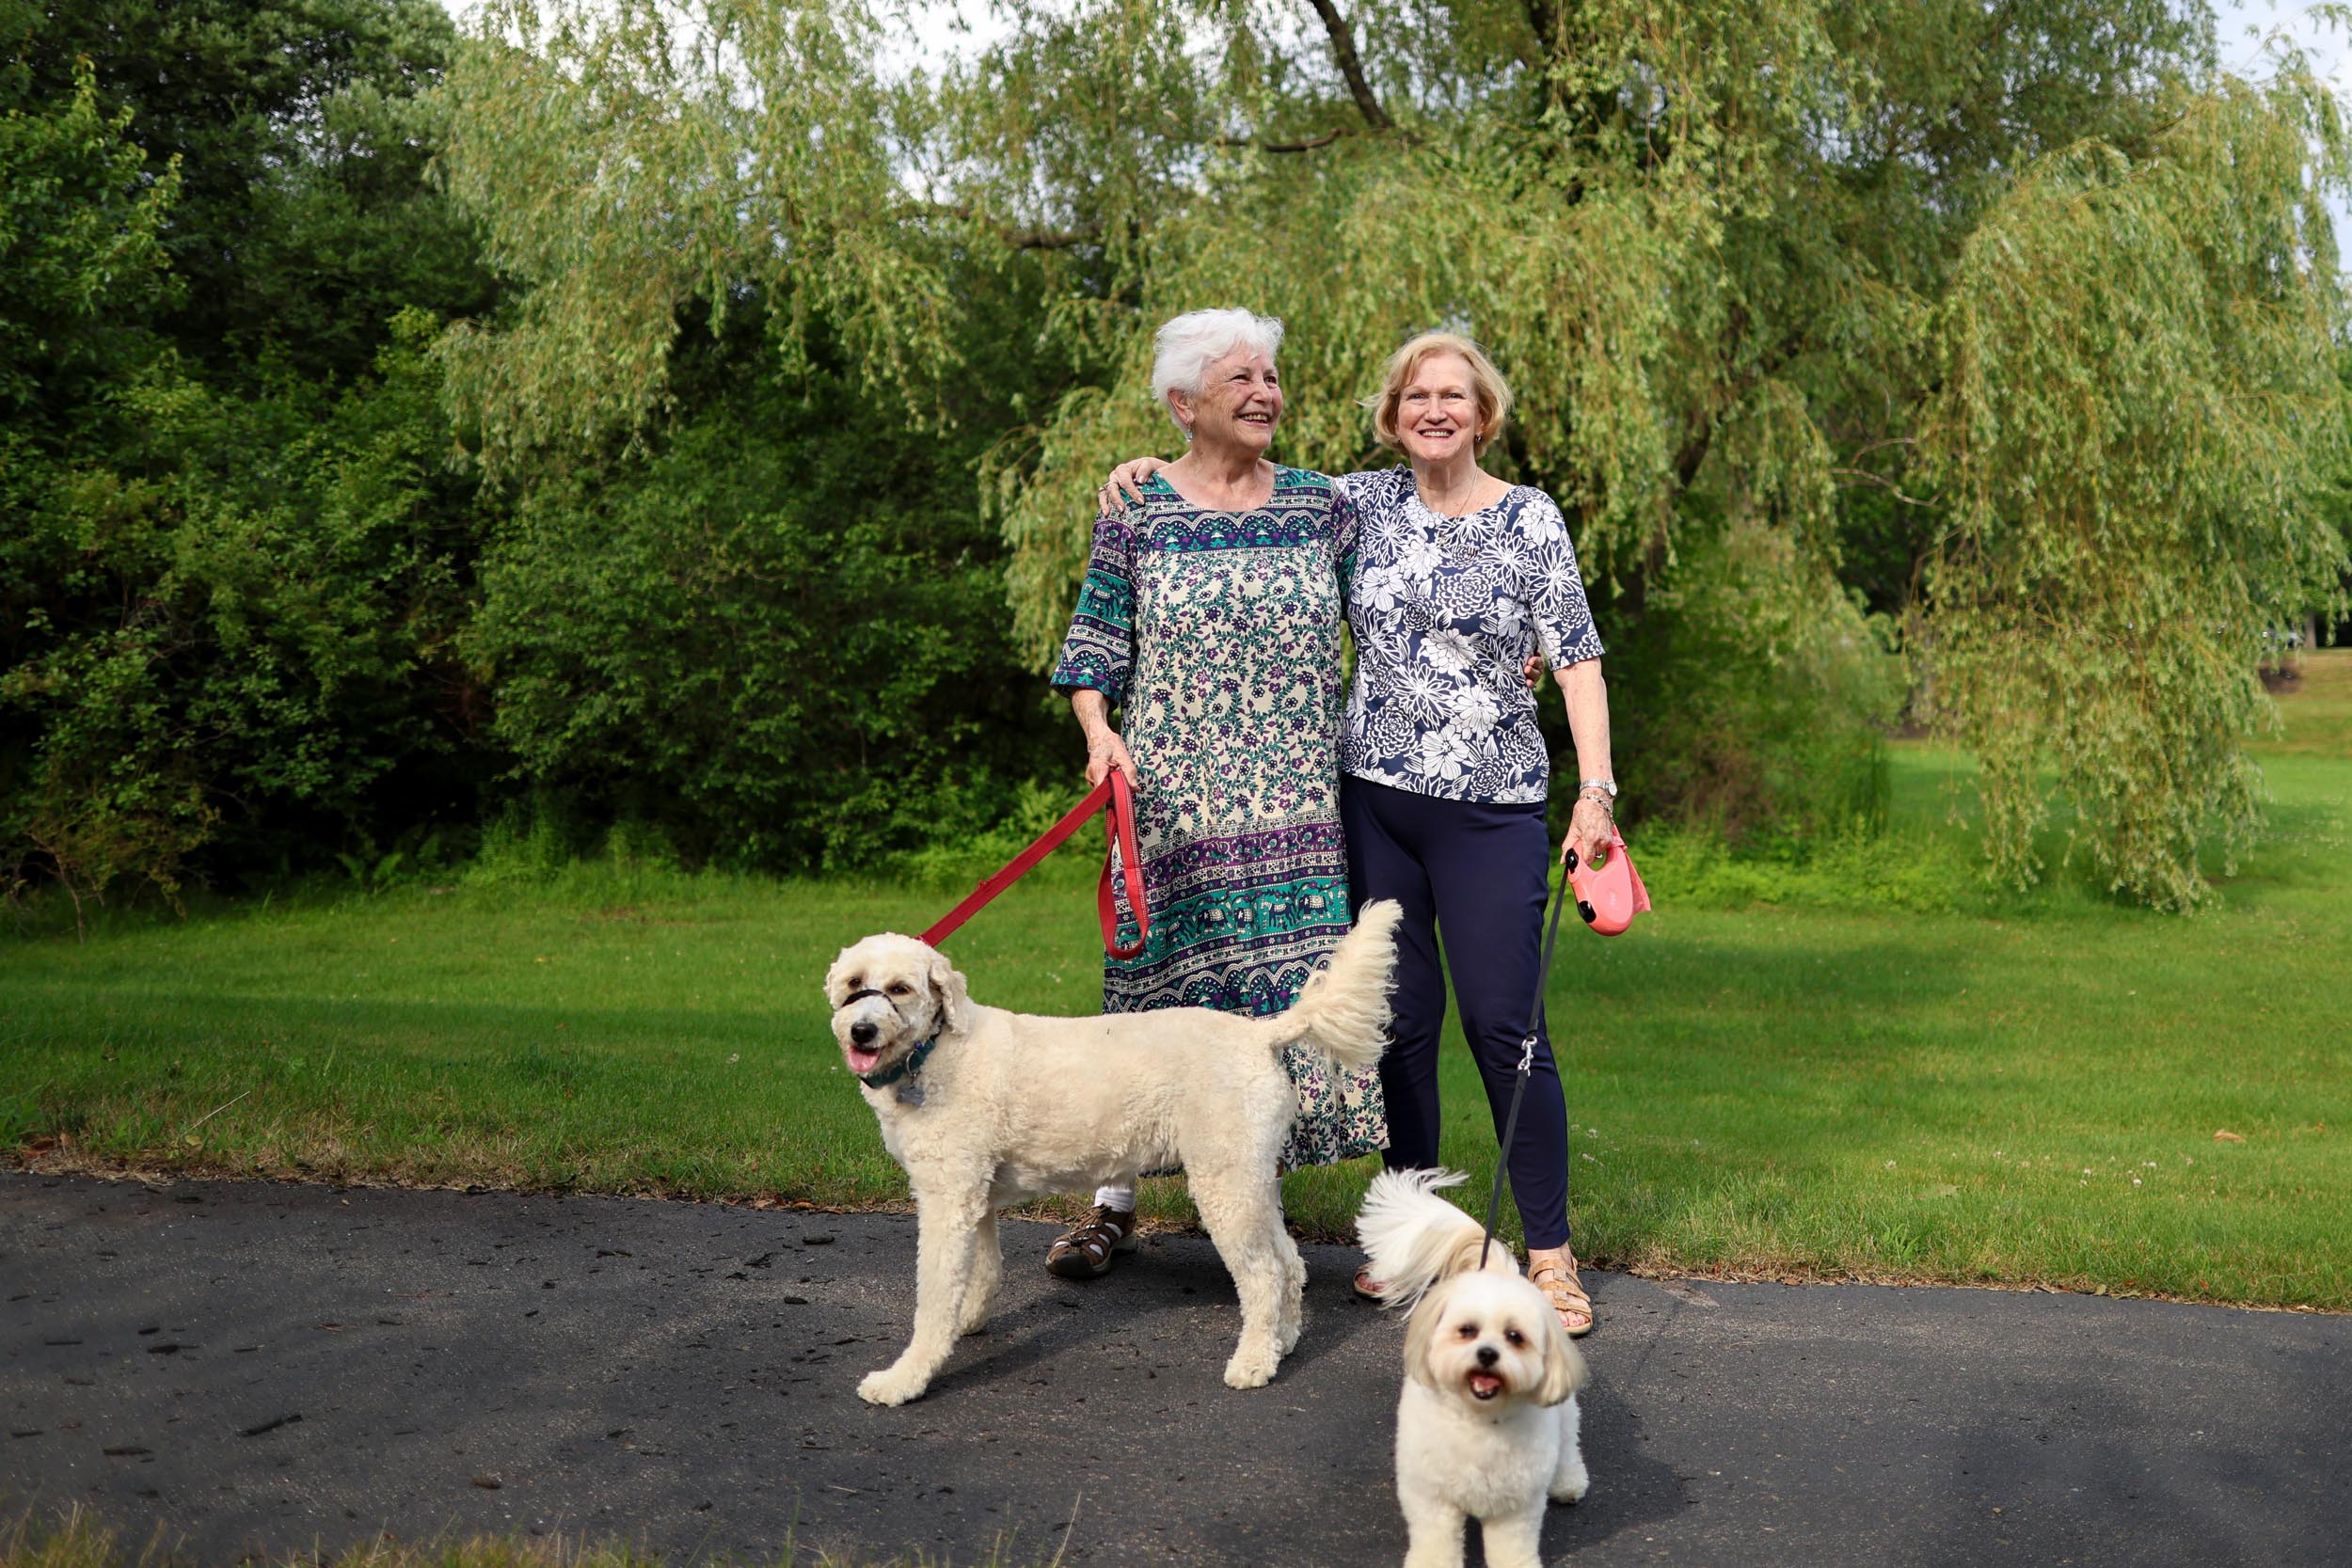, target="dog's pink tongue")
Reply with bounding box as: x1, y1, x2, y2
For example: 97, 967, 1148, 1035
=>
1470, 1371, 1503, 1398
